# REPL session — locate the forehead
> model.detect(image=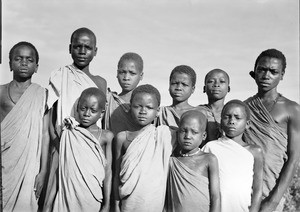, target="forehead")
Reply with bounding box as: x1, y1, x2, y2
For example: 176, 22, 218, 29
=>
132, 92, 158, 104
224, 103, 246, 114
78, 95, 99, 104
206, 70, 228, 80
119, 60, 138, 69
257, 56, 283, 68
72, 32, 96, 44
171, 72, 192, 81
12, 45, 36, 57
